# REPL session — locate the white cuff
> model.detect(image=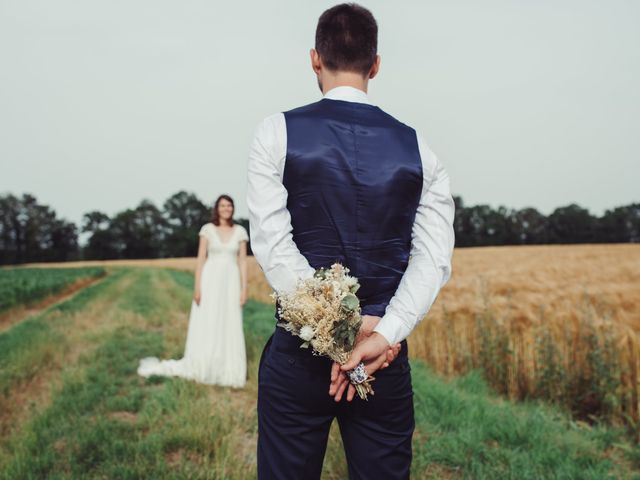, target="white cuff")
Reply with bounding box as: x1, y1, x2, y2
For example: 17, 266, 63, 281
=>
266, 263, 315, 297
373, 312, 411, 346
